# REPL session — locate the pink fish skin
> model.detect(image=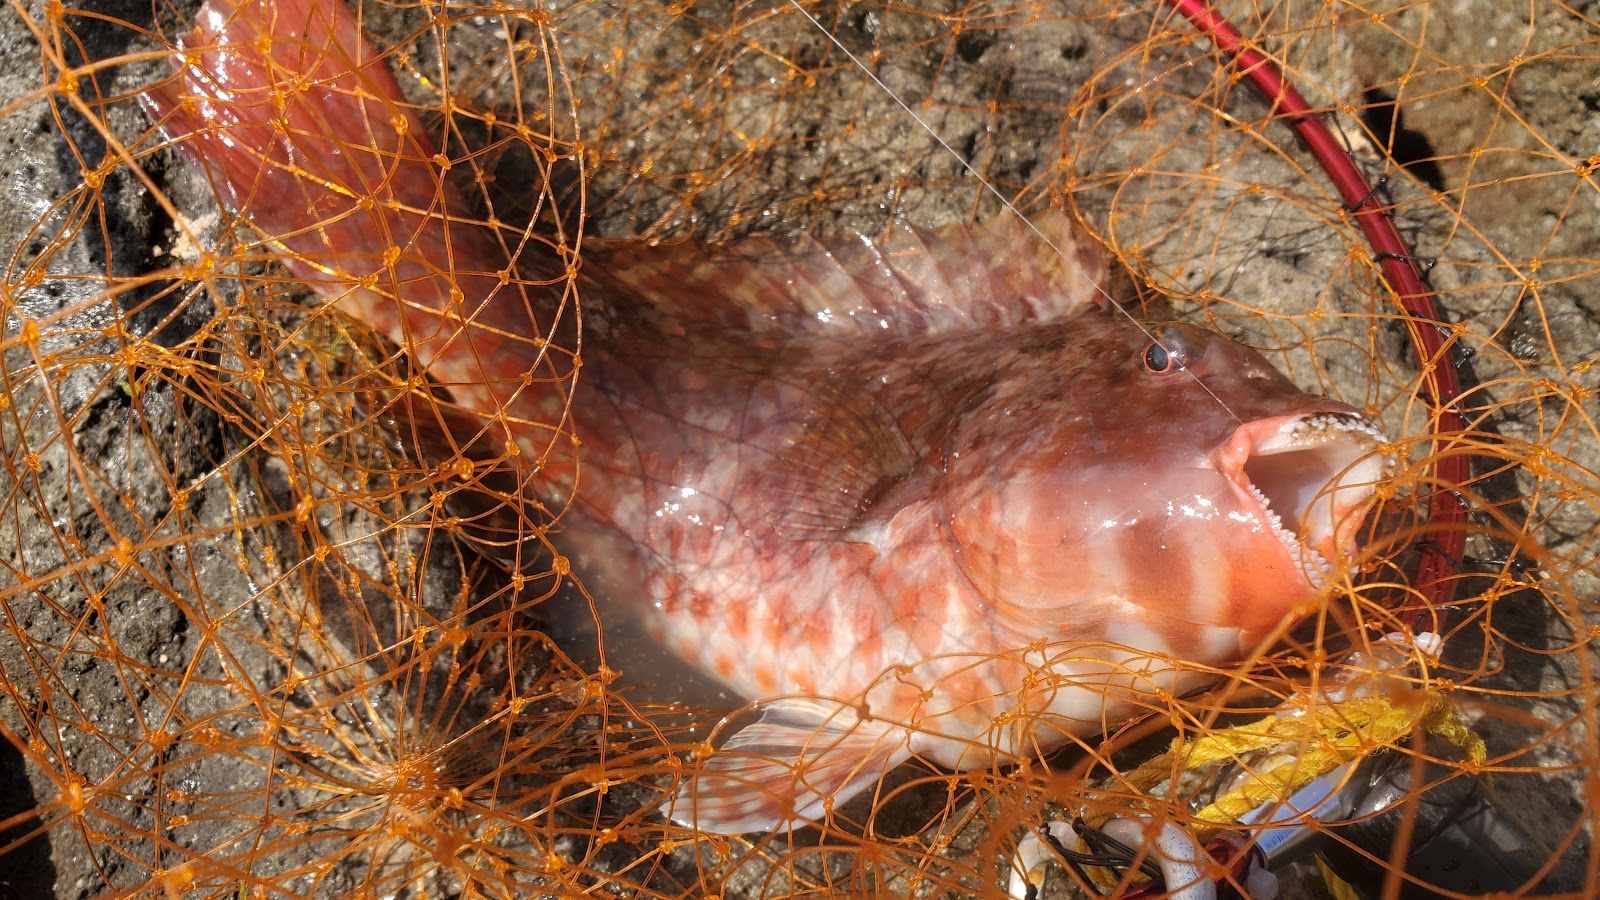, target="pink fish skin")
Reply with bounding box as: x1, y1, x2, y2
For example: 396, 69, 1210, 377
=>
146, 0, 1394, 834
